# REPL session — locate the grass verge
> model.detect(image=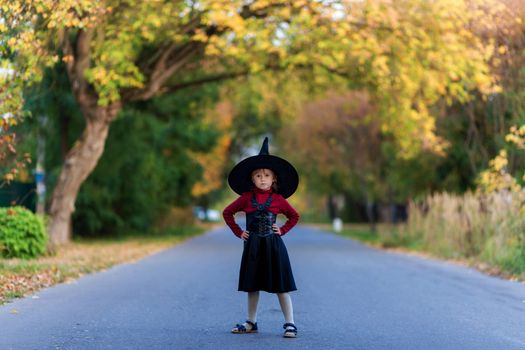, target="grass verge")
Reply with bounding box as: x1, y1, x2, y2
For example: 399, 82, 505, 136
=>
320, 223, 525, 283
0, 225, 211, 305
